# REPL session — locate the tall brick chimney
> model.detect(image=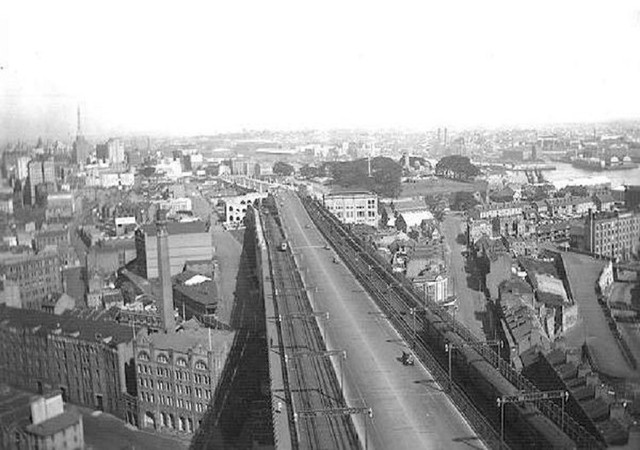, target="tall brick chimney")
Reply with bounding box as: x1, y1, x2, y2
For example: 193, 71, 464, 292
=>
156, 209, 175, 333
